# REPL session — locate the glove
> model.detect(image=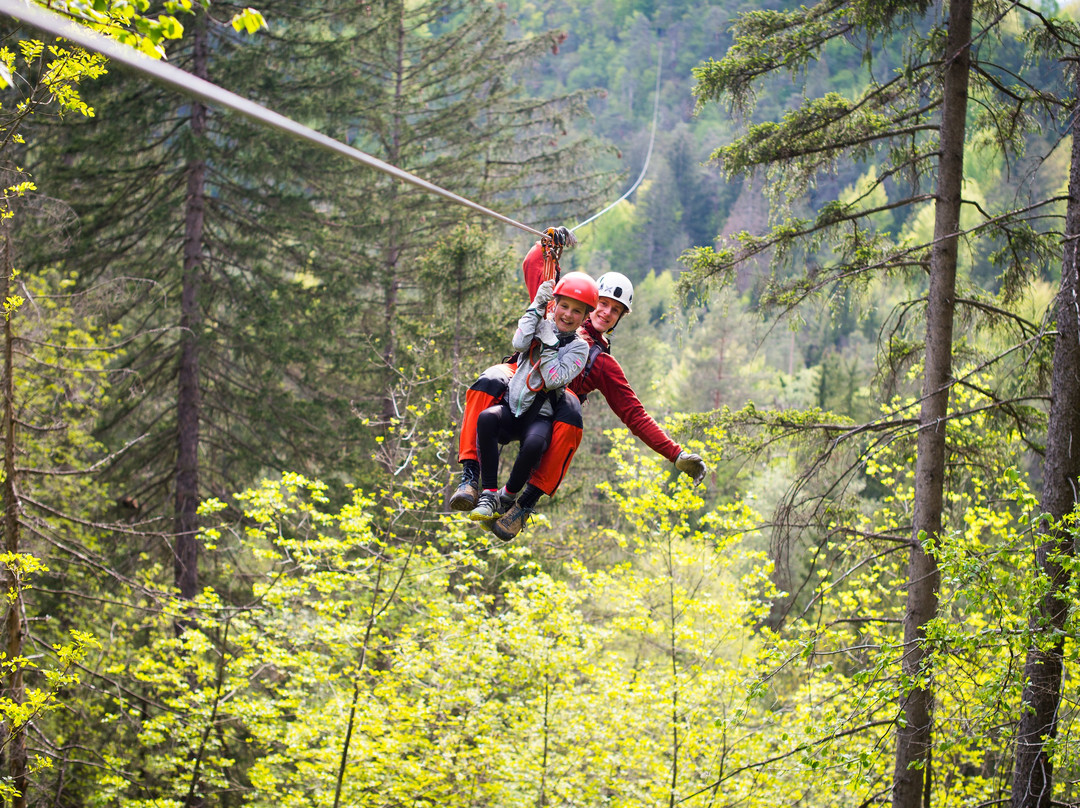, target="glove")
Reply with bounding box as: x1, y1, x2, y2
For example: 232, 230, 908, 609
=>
675, 451, 707, 485
535, 318, 559, 347
532, 278, 556, 309
545, 226, 576, 248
